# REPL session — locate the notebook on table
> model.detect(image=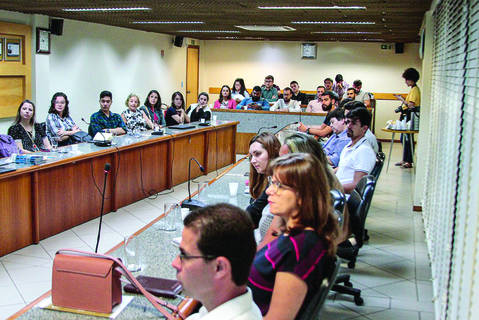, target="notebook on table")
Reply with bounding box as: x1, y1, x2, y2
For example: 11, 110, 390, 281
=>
169, 124, 195, 130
